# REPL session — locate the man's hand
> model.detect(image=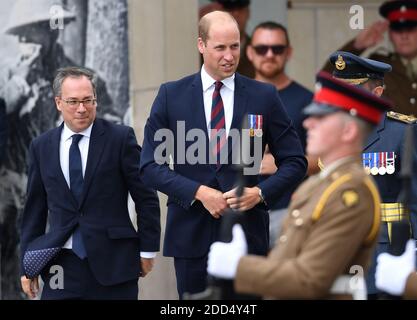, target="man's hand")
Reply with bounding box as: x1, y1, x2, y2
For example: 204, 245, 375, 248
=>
21, 275, 39, 299
376, 240, 416, 295
140, 257, 155, 277
224, 186, 263, 211
353, 20, 389, 50
195, 185, 228, 219
207, 224, 247, 279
